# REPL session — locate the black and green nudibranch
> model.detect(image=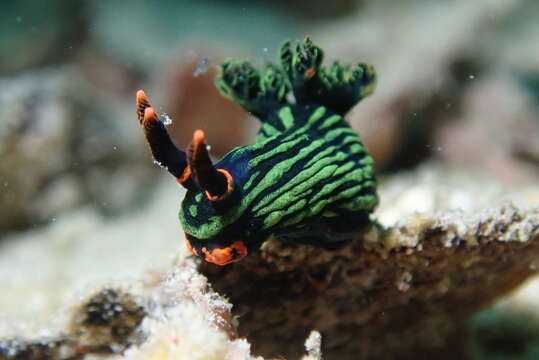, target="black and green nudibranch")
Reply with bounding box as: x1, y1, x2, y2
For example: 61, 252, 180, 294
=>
136, 37, 378, 265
